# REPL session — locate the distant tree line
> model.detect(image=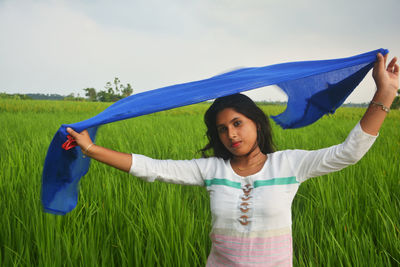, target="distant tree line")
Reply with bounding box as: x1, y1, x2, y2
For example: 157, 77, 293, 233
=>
0, 77, 134, 102
0, 92, 33, 100
0, 92, 79, 101
26, 93, 65, 100
1, 86, 399, 109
